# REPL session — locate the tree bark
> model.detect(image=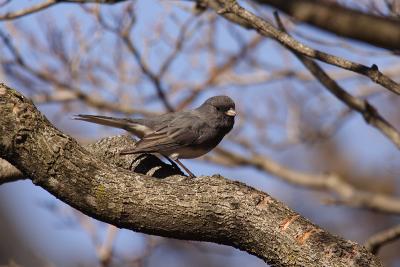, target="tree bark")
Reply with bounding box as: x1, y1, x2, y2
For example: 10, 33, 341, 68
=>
0, 83, 383, 266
